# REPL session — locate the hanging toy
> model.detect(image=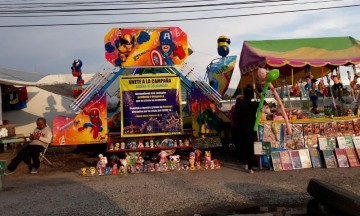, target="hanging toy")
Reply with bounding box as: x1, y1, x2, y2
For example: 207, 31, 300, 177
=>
217, 35, 231, 57
71, 58, 85, 85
